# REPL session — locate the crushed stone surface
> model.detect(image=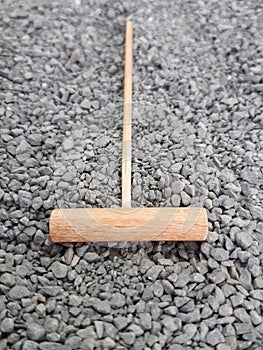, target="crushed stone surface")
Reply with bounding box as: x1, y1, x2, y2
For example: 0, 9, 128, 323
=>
0, 0, 262, 349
